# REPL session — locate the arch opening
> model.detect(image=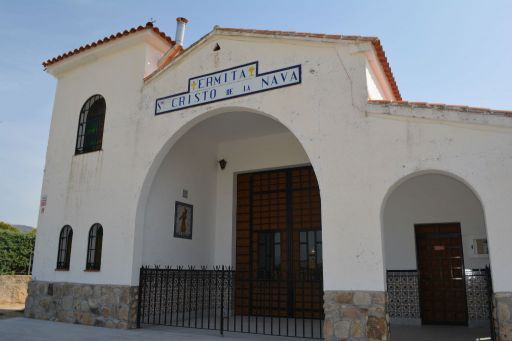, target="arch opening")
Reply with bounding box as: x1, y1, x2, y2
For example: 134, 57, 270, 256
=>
136, 110, 325, 336
141, 110, 320, 266
381, 172, 493, 338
